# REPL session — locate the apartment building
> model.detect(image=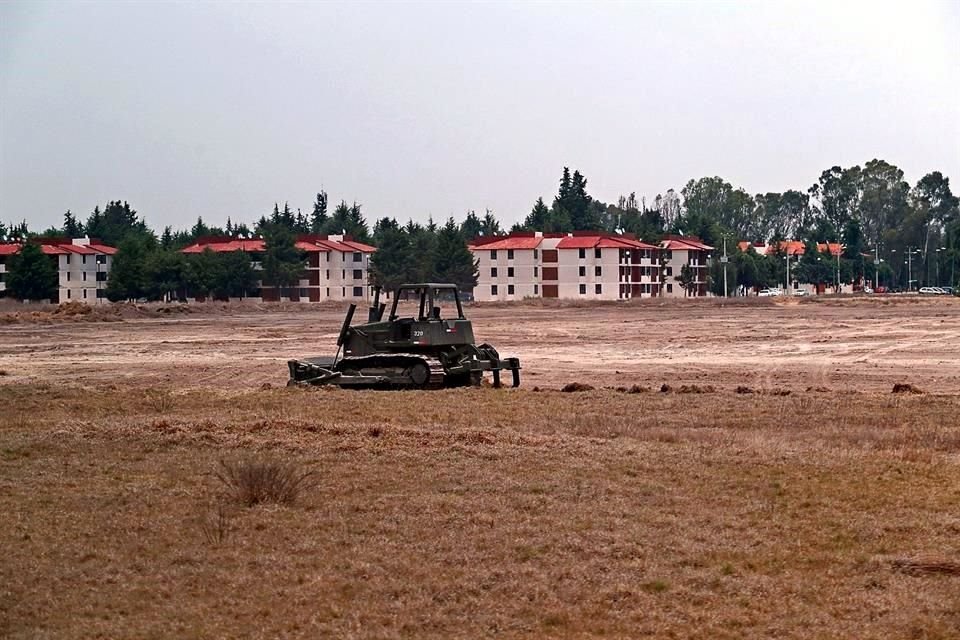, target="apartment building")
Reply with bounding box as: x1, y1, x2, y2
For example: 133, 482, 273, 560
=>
660, 236, 714, 297
471, 232, 661, 301
0, 238, 116, 303
181, 234, 376, 302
